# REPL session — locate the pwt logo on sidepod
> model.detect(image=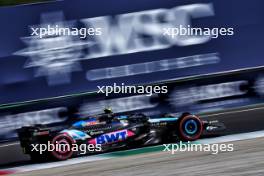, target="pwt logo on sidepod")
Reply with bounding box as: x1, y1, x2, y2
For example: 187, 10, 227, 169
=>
89, 130, 134, 145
